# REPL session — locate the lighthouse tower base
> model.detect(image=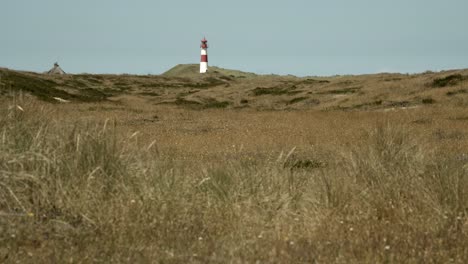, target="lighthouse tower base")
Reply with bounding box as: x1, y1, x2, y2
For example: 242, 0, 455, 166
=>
200, 62, 208, 73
